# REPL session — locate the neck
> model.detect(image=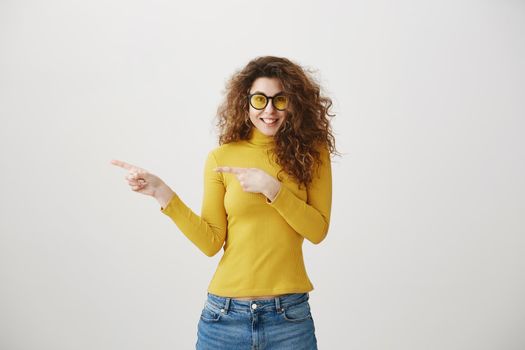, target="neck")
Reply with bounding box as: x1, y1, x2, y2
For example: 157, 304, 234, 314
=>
247, 127, 274, 147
